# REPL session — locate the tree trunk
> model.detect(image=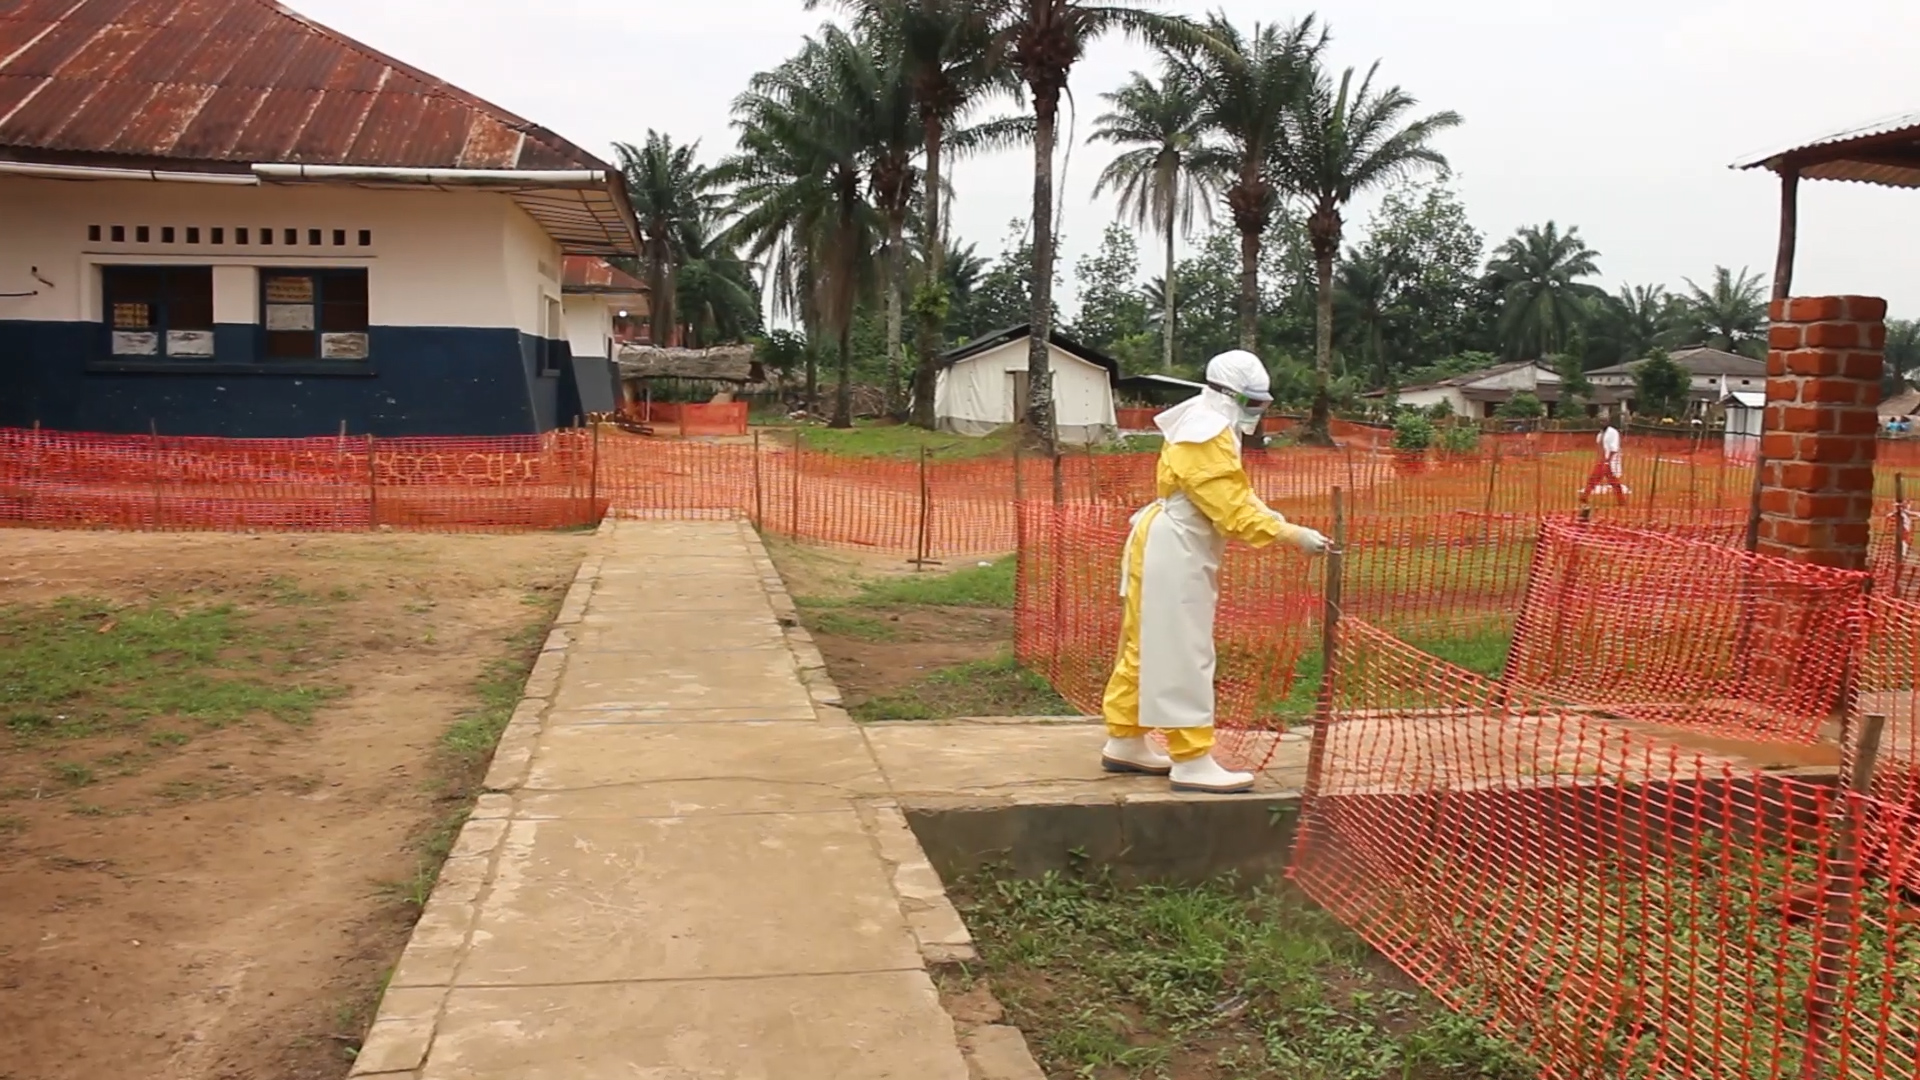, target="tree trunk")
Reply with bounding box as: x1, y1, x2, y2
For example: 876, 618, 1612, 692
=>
885, 213, 906, 418
646, 234, 672, 347
1025, 89, 1059, 455
1307, 244, 1336, 444
805, 343, 818, 414
832, 323, 853, 429
1163, 224, 1177, 372
910, 116, 946, 430
1237, 225, 1260, 353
